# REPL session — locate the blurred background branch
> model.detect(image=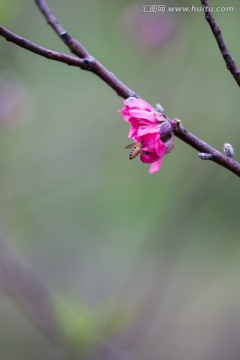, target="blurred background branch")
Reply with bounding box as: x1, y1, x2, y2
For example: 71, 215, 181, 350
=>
0, 236, 84, 360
